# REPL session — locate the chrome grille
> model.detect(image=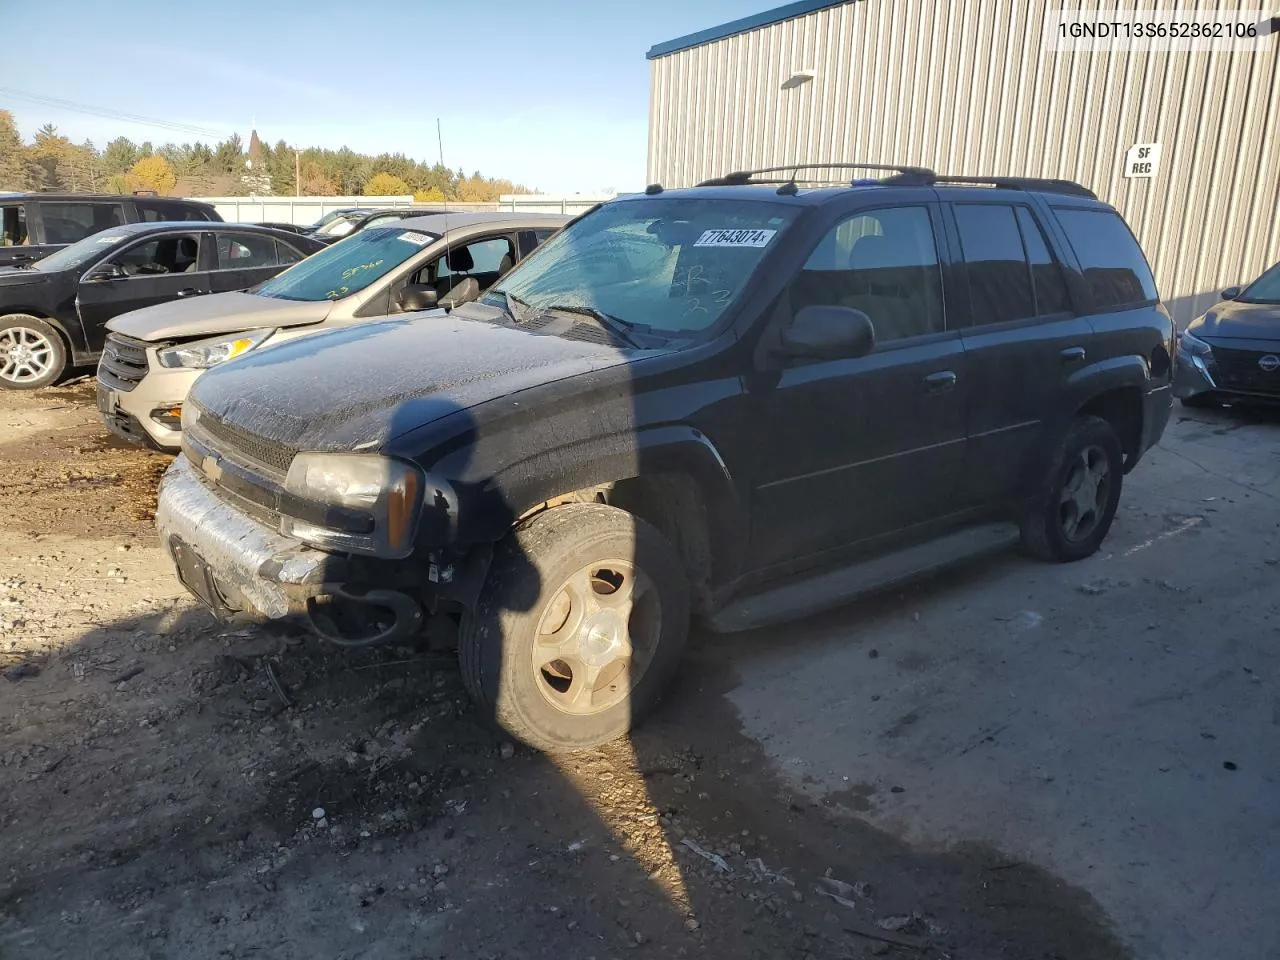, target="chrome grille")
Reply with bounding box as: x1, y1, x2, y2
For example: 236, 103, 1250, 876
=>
98, 334, 150, 392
